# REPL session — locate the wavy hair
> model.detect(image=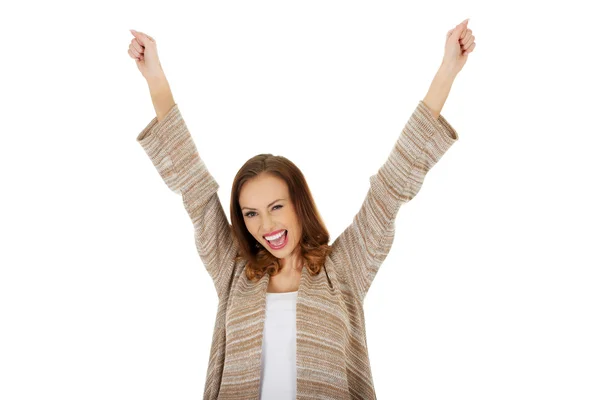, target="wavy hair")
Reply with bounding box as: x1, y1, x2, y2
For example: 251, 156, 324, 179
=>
230, 154, 332, 282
